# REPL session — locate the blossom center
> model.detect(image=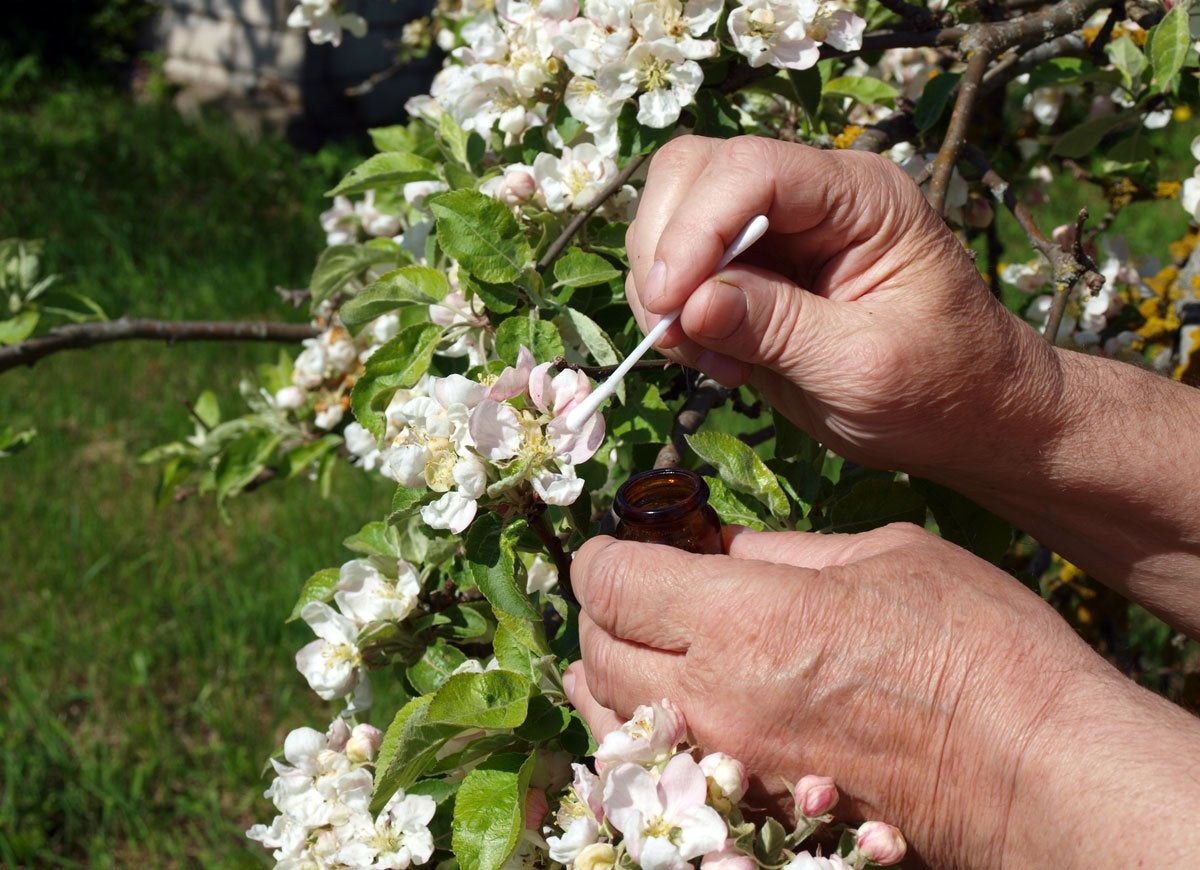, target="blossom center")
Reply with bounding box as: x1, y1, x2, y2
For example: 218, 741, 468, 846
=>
639, 56, 673, 91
